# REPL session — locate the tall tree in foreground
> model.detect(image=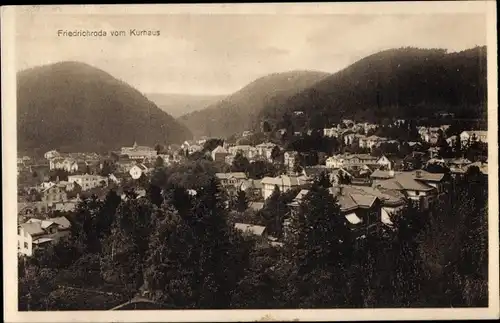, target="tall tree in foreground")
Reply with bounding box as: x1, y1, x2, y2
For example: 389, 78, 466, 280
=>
283, 183, 351, 307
